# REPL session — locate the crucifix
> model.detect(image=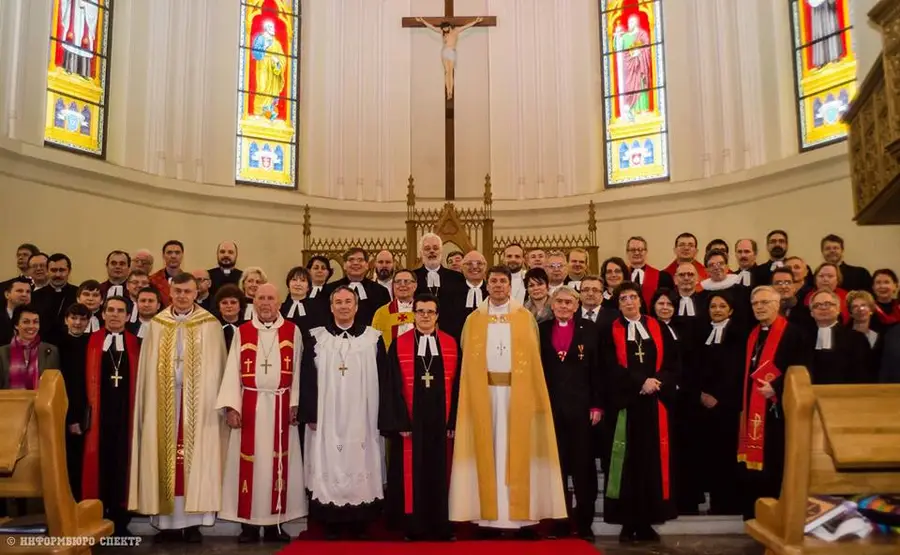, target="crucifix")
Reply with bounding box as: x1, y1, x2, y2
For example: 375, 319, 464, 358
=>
402, 0, 497, 201
110, 369, 123, 388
